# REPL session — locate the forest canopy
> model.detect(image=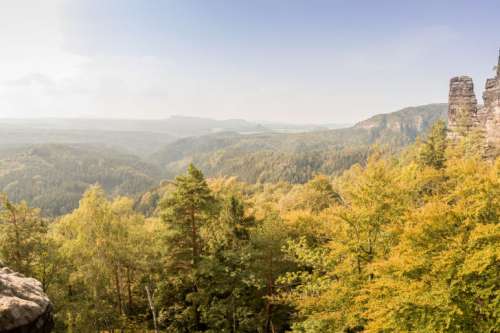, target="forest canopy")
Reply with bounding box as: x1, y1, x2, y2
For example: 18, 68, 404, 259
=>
0, 121, 498, 333
0, 104, 447, 216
